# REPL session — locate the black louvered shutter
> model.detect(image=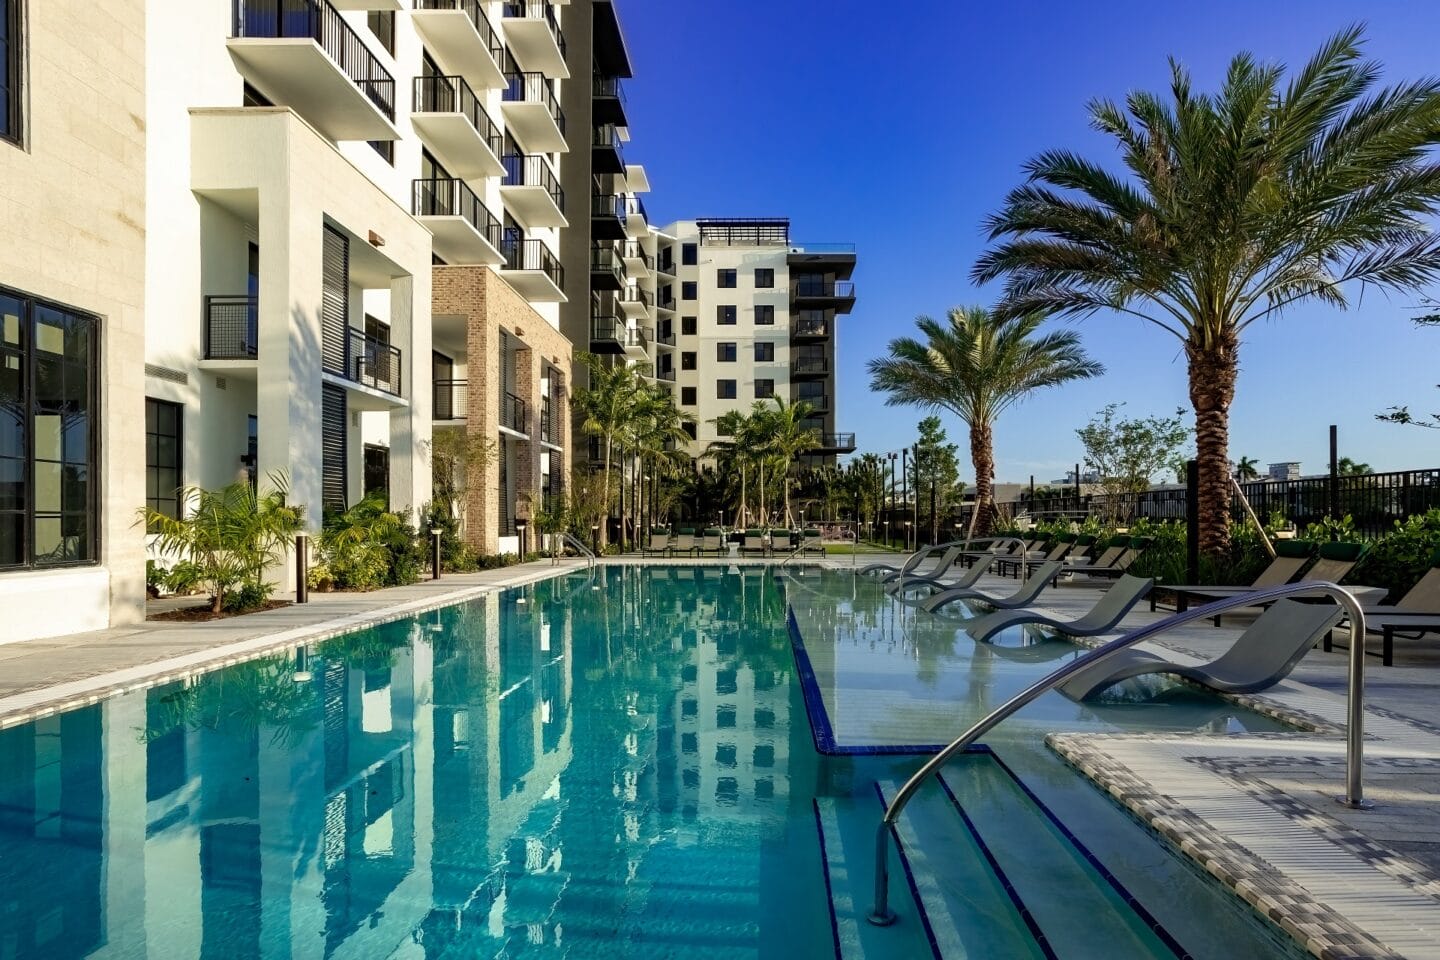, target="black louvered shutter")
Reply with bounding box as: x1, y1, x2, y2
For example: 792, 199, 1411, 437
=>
321, 226, 349, 376
321, 383, 347, 513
